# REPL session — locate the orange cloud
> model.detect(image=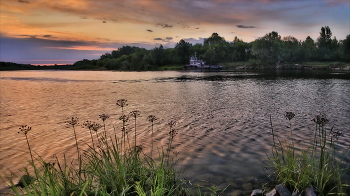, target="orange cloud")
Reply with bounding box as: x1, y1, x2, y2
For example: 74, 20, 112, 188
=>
44, 46, 116, 51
